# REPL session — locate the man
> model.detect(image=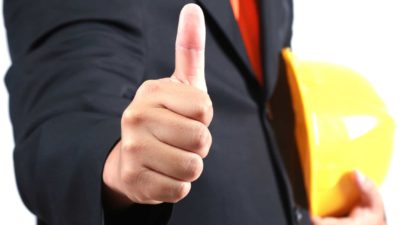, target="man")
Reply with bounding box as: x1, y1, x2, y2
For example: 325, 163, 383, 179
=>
4, 0, 386, 224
